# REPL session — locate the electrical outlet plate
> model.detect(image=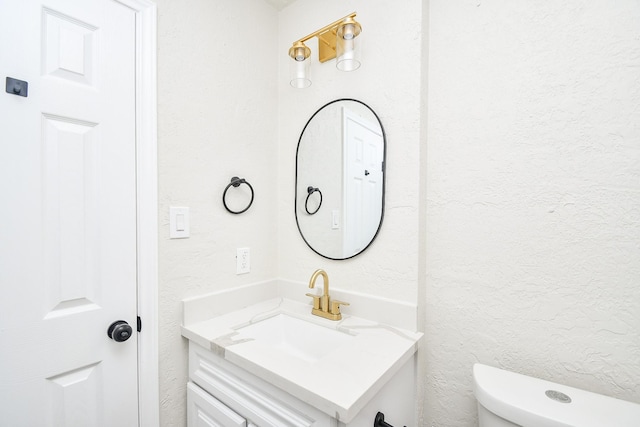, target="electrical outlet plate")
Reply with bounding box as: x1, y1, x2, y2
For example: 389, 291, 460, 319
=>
236, 248, 250, 274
